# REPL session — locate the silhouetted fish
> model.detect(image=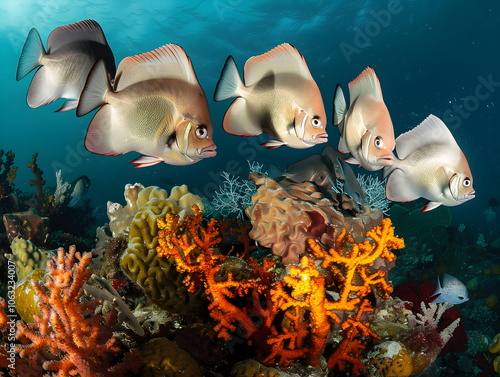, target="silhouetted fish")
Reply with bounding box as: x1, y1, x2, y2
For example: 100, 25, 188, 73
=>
16, 20, 115, 112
